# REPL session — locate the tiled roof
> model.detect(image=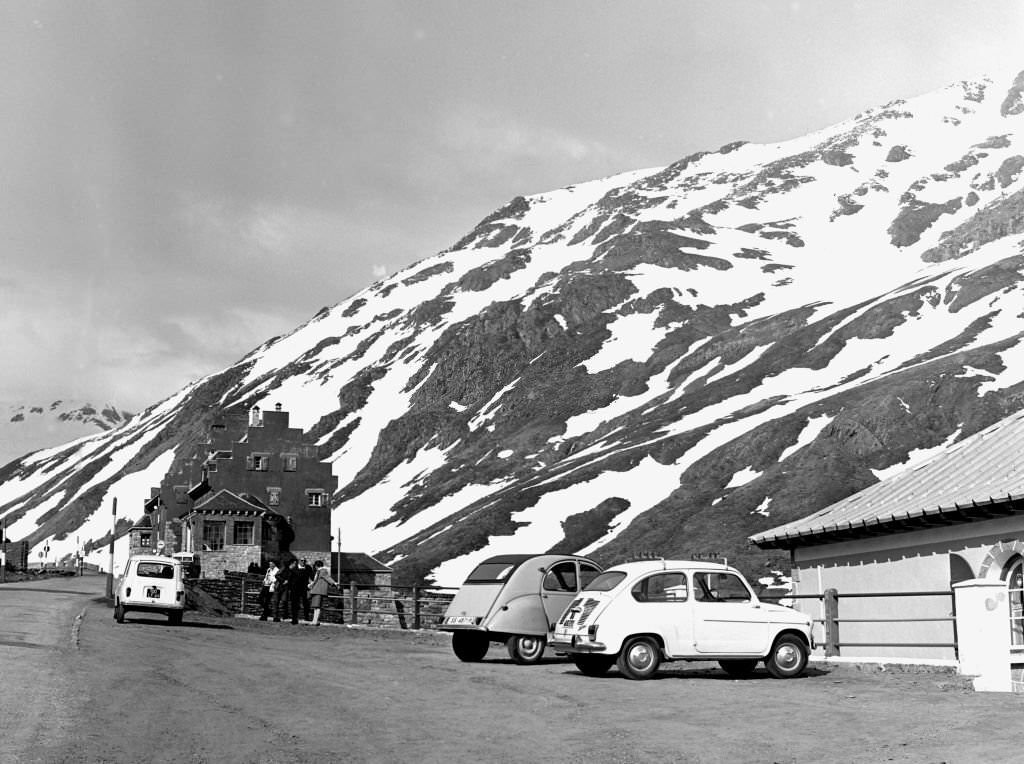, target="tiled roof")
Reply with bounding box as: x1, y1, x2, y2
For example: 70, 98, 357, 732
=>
192, 489, 272, 515
333, 551, 392, 573
751, 408, 1024, 549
